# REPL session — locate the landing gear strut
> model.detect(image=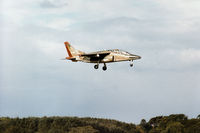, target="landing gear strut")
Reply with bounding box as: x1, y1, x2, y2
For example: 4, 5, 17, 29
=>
130, 60, 133, 67
102, 63, 107, 71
